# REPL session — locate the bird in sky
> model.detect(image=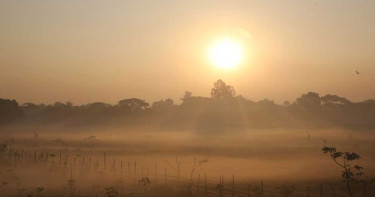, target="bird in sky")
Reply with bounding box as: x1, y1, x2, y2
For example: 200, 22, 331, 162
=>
356, 70, 360, 74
